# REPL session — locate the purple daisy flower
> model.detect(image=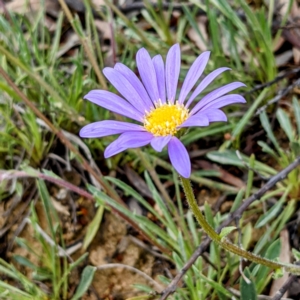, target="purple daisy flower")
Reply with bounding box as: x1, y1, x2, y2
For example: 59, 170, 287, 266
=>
80, 44, 246, 178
